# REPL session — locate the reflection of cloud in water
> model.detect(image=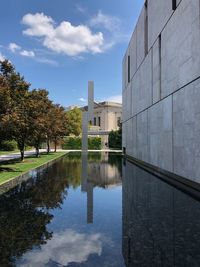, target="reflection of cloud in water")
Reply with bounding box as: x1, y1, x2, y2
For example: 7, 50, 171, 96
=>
19, 229, 102, 266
